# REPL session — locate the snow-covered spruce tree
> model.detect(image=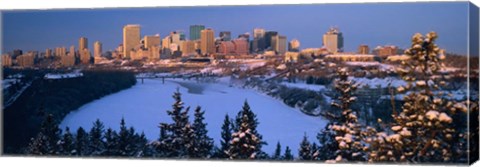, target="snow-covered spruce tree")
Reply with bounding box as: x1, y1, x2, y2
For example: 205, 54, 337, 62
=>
325, 68, 366, 162
311, 142, 320, 160
103, 128, 119, 156
233, 101, 266, 156
117, 118, 136, 156
214, 114, 234, 158
157, 89, 195, 158
27, 114, 62, 155
316, 122, 338, 160
283, 146, 294, 160
298, 133, 312, 160
75, 127, 89, 156
183, 119, 196, 158
89, 119, 105, 156
228, 102, 261, 159
133, 132, 148, 157
367, 32, 462, 163
60, 127, 75, 156
191, 106, 214, 158
272, 141, 282, 160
